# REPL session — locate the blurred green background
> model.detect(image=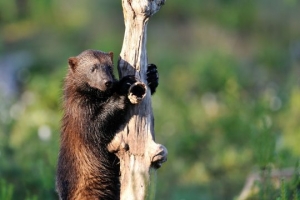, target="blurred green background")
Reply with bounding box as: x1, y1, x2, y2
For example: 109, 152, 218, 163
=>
1, 0, 300, 199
